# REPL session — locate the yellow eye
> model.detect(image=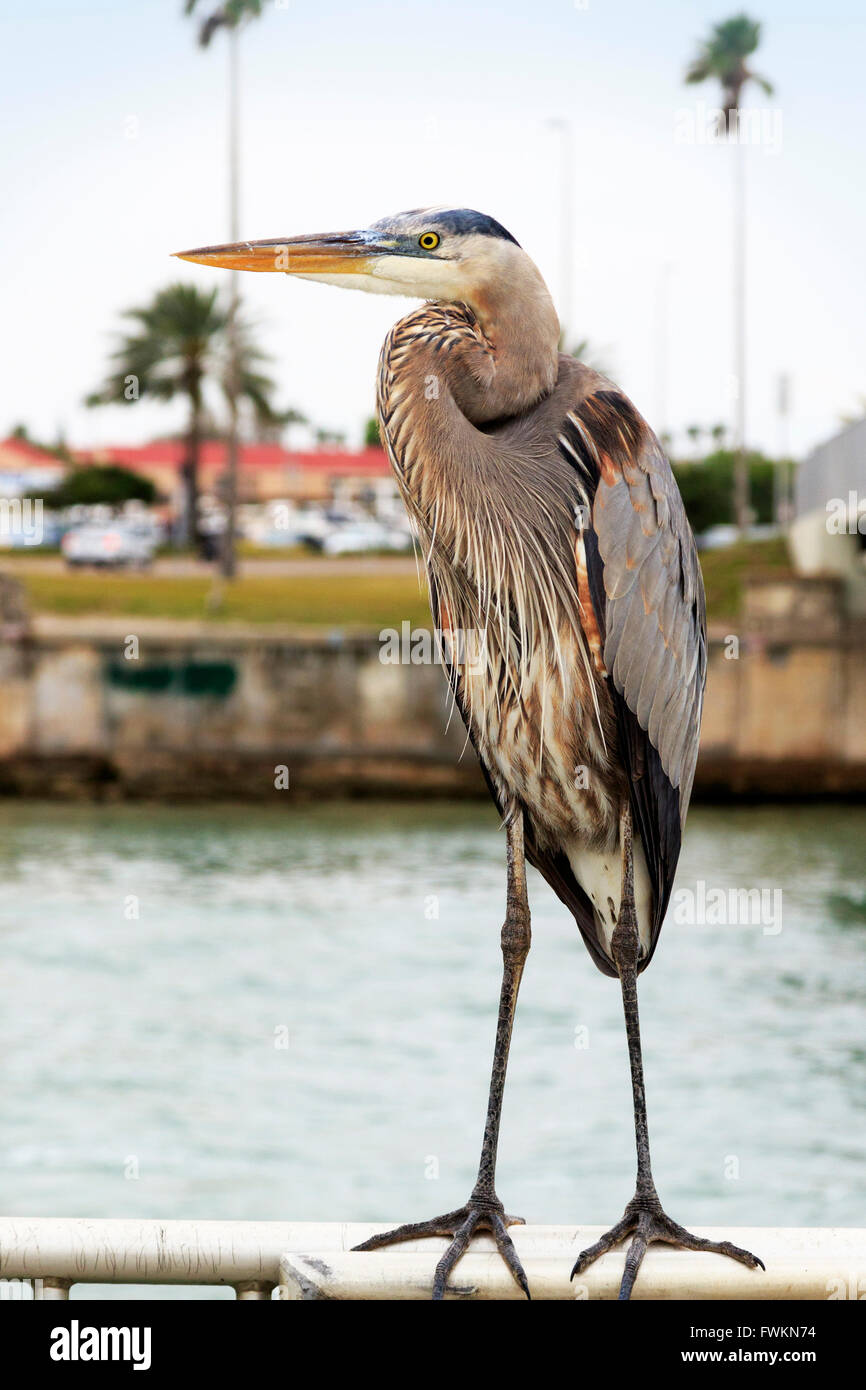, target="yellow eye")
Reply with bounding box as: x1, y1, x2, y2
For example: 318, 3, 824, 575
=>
418, 232, 440, 250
